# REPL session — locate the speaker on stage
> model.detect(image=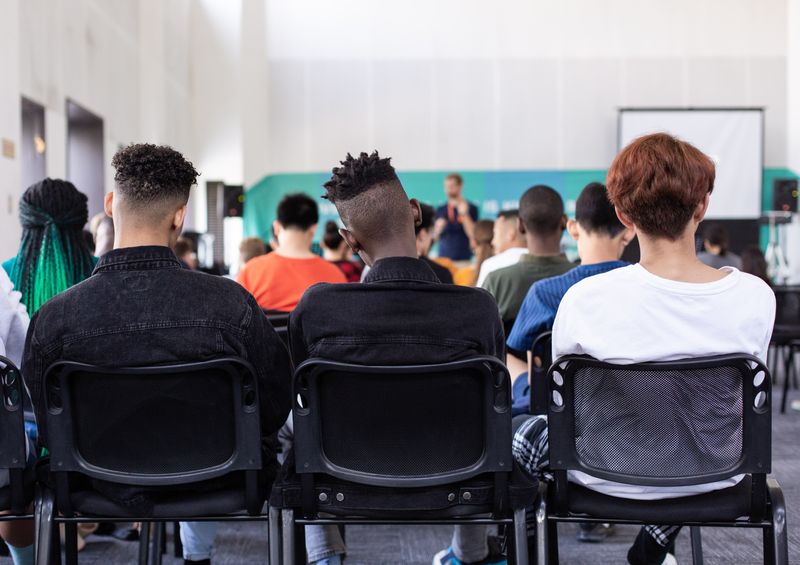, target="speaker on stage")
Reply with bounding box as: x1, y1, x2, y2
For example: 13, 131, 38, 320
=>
773, 179, 798, 213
